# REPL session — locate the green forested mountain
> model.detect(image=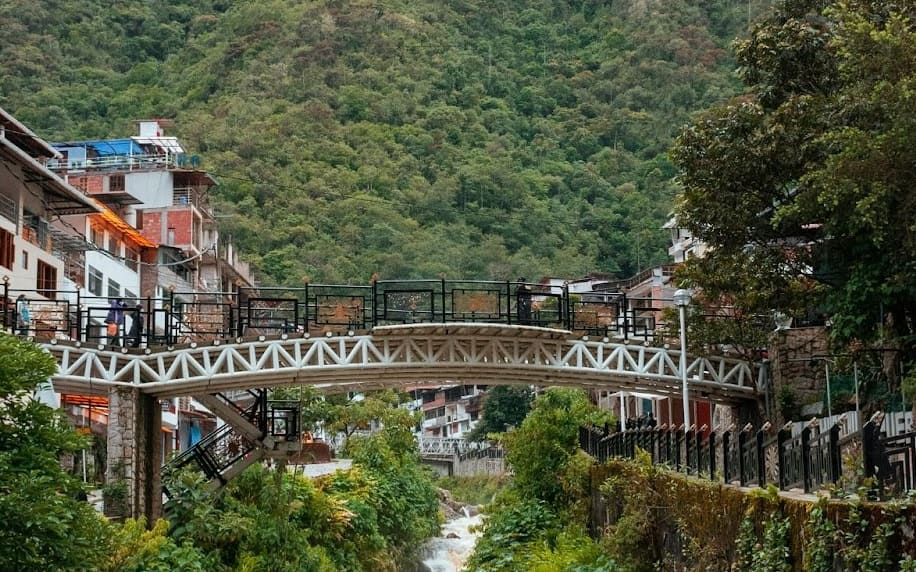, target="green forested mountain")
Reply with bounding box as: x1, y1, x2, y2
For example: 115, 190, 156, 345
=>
1, 0, 767, 285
